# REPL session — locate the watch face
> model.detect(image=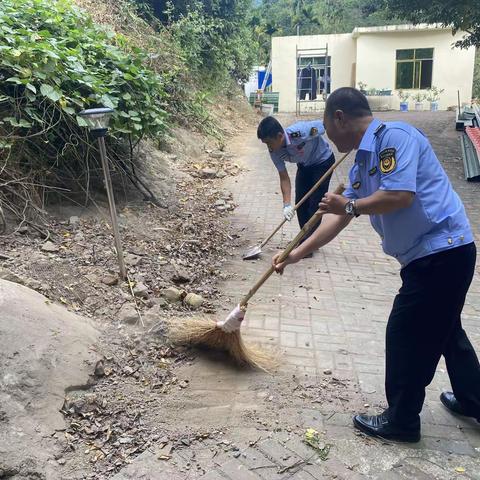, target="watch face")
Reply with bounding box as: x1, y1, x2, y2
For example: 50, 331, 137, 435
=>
346, 201, 353, 214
